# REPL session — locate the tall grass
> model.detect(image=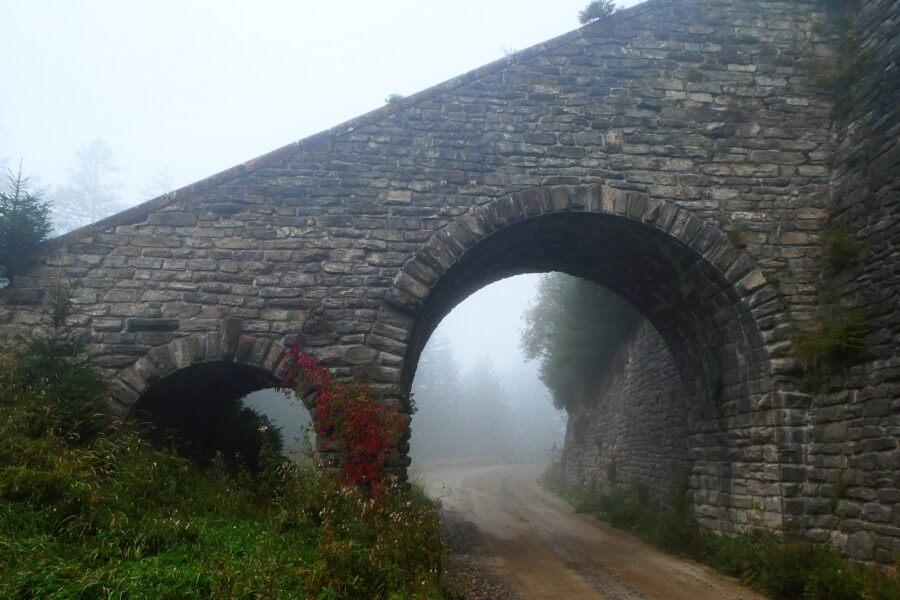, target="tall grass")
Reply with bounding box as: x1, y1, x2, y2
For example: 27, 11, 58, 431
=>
0, 344, 450, 599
